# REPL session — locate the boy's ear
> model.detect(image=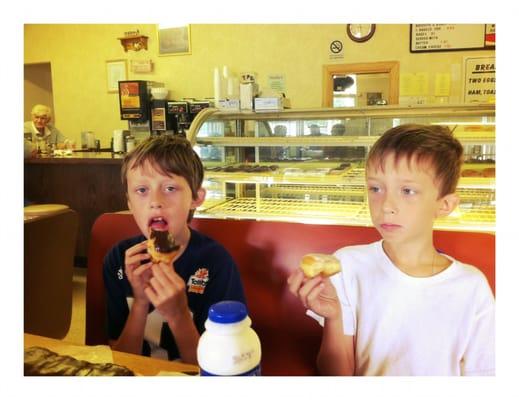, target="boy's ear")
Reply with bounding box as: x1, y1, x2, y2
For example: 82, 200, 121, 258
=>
191, 188, 206, 209
436, 192, 459, 218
